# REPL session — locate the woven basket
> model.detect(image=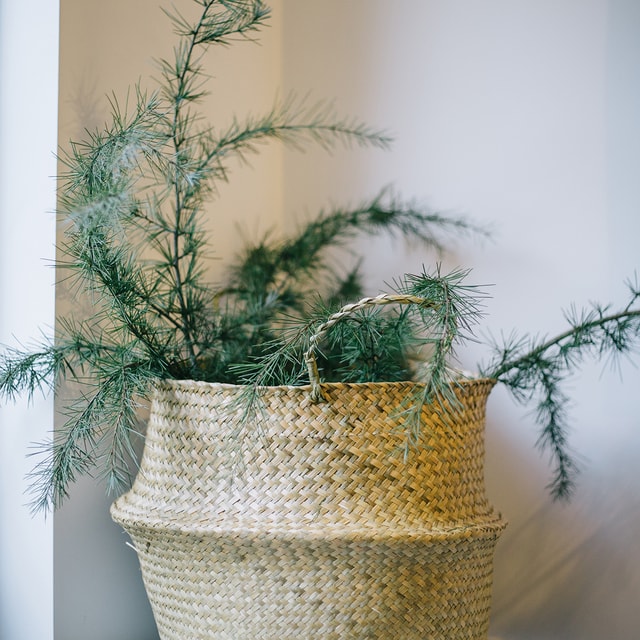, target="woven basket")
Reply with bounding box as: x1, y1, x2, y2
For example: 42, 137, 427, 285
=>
111, 377, 505, 639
